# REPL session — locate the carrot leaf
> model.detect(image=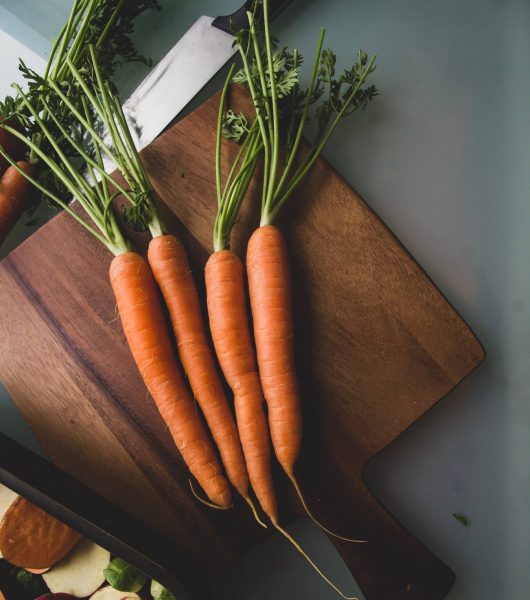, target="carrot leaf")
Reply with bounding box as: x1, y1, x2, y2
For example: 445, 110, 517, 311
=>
223, 110, 251, 143
234, 0, 379, 225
